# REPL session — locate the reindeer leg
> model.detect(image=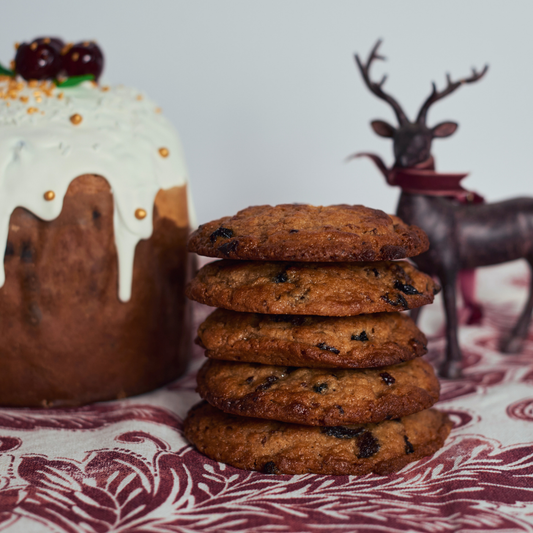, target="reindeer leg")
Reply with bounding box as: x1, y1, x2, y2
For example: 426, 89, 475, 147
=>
500, 259, 533, 353
438, 269, 463, 379
459, 269, 483, 325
